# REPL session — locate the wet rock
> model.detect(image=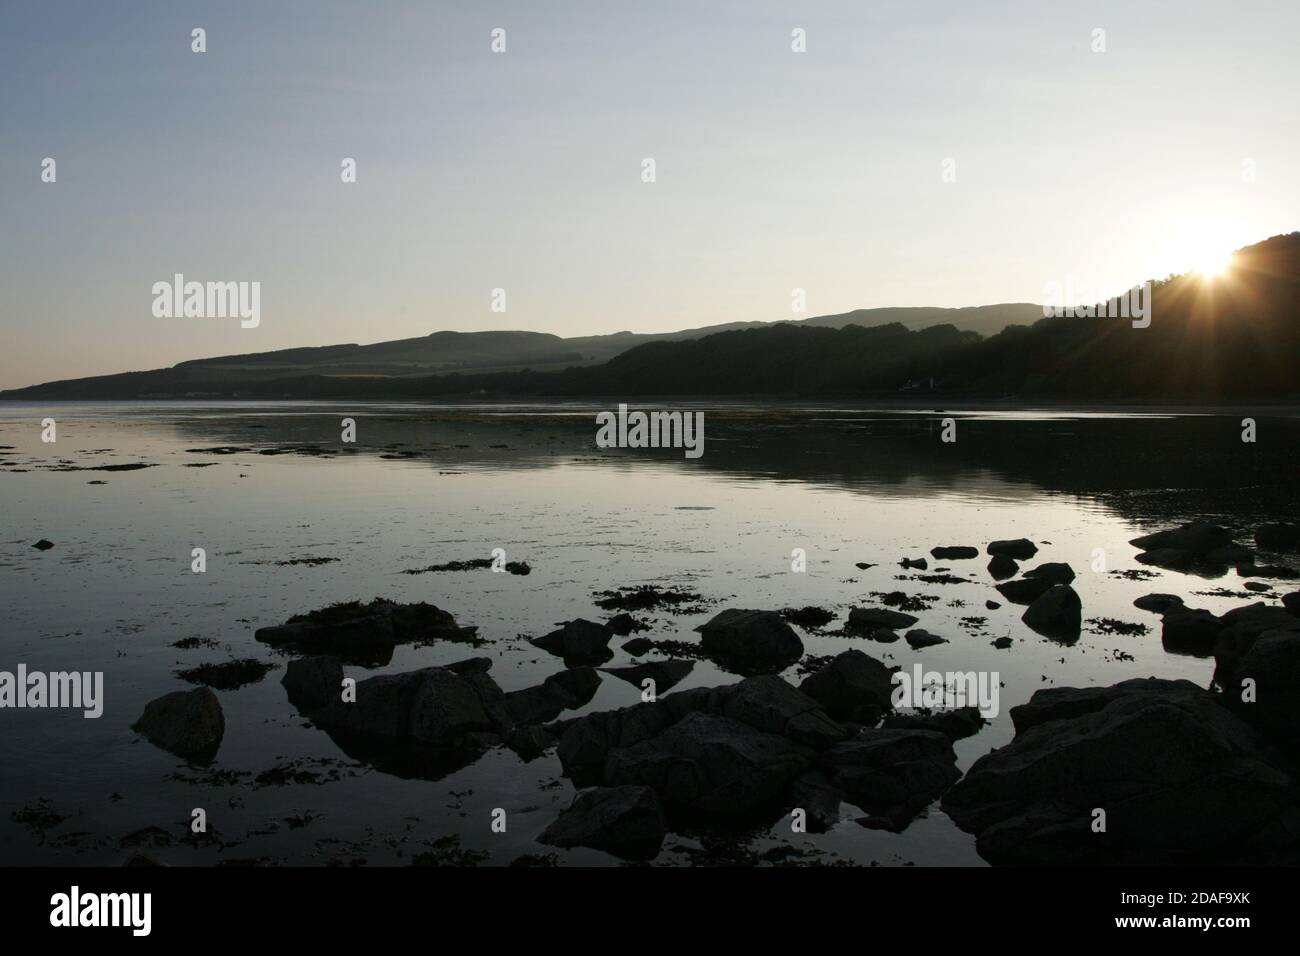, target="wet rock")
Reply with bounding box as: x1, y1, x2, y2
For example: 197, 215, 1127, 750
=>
1132, 523, 1255, 573
943, 679, 1299, 864
1256, 522, 1299, 550
1021, 584, 1082, 640
604, 712, 812, 816
281, 655, 344, 711
256, 598, 477, 665
176, 658, 277, 691
498, 667, 602, 726
985, 600, 1001, 610
538, 785, 666, 858
621, 637, 653, 656
798, 649, 894, 724
1284, 592, 1300, 616
696, 609, 803, 674
995, 563, 1075, 604
32, 539, 55, 550
132, 687, 224, 760
1245, 581, 1272, 592
869, 628, 901, 643
987, 539, 1038, 561
848, 607, 918, 631
1008, 677, 1204, 734
601, 660, 694, 693
788, 771, 842, 833
1239, 563, 1300, 580
1160, 607, 1226, 655
818, 729, 960, 831
905, 629, 947, 649
720, 675, 847, 750
1217, 629, 1300, 760
987, 554, 1018, 580
606, 613, 647, 636
883, 706, 984, 741
931, 546, 978, 560
1134, 593, 1184, 614
900, 557, 928, 570
505, 561, 531, 576
991, 636, 1013, 649
503, 724, 557, 761
531, 619, 614, 665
